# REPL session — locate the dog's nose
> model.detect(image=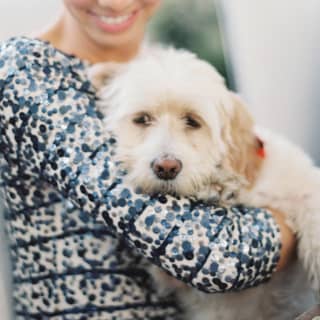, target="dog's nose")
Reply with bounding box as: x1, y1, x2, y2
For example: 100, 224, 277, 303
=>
151, 158, 182, 180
